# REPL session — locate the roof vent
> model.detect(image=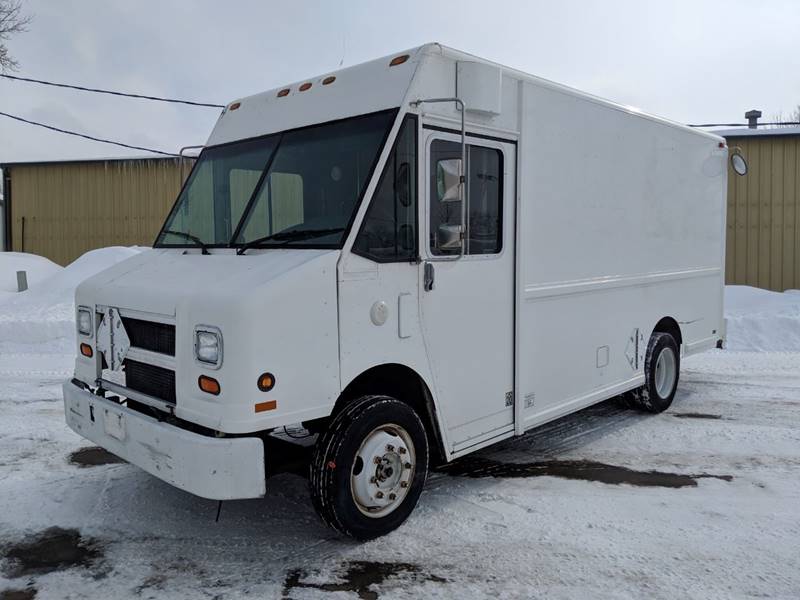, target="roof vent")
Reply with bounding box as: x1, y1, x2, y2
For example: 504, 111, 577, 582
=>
745, 109, 762, 129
